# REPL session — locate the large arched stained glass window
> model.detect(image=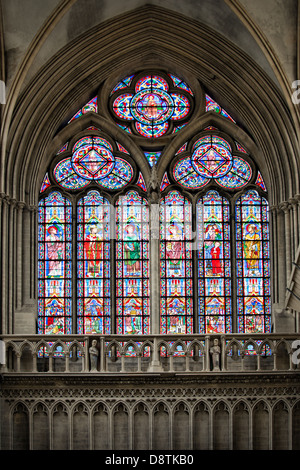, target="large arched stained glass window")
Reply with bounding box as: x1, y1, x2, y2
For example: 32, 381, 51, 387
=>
38, 191, 72, 334
116, 191, 150, 334
198, 190, 231, 334
160, 191, 193, 334
77, 191, 111, 334
236, 190, 271, 333
38, 71, 272, 338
